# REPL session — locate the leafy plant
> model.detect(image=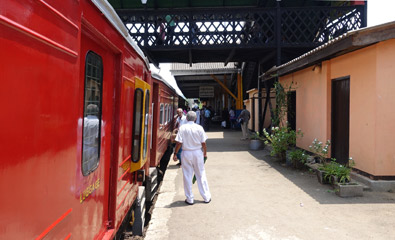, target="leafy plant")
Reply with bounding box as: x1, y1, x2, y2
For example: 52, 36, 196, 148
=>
289, 149, 308, 167
263, 126, 303, 161
320, 157, 355, 183
309, 139, 330, 165
250, 131, 266, 141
